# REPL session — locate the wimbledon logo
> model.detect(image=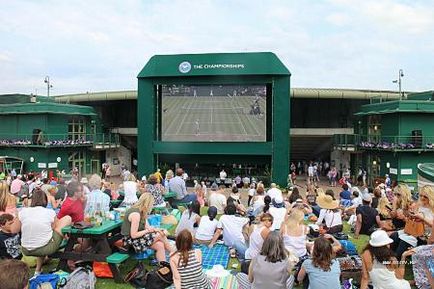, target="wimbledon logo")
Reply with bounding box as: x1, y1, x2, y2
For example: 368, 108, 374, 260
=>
178, 61, 192, 73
